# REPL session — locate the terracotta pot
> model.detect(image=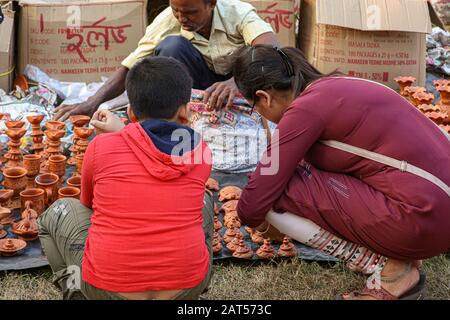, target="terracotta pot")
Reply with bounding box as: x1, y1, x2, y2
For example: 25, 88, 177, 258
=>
48, 155, 67, 181
3, 167, 28, 206
26, 114, 45, 126
45, 121, 65, 131
58, 187, 80, 199
20, 188, 45, 216
35, 173, 59, 205
394, 76, 416, 97
0, 239, 27, 256
23, 154, 42, 188
74, 127, 94, 140
67, 176, 81, 189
